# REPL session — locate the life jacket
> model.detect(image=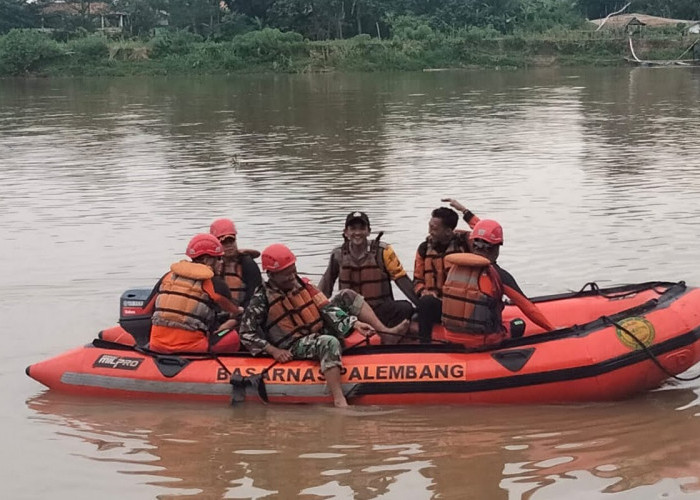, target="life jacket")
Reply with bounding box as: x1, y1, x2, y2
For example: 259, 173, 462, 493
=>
222, 258, 246, 306
220, 249, 259, 307
265, 278, 326, 341
441, 253, 504, 335
151, 261, 217, 334
334, 235, 393, 308
423, 232, 469, 297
